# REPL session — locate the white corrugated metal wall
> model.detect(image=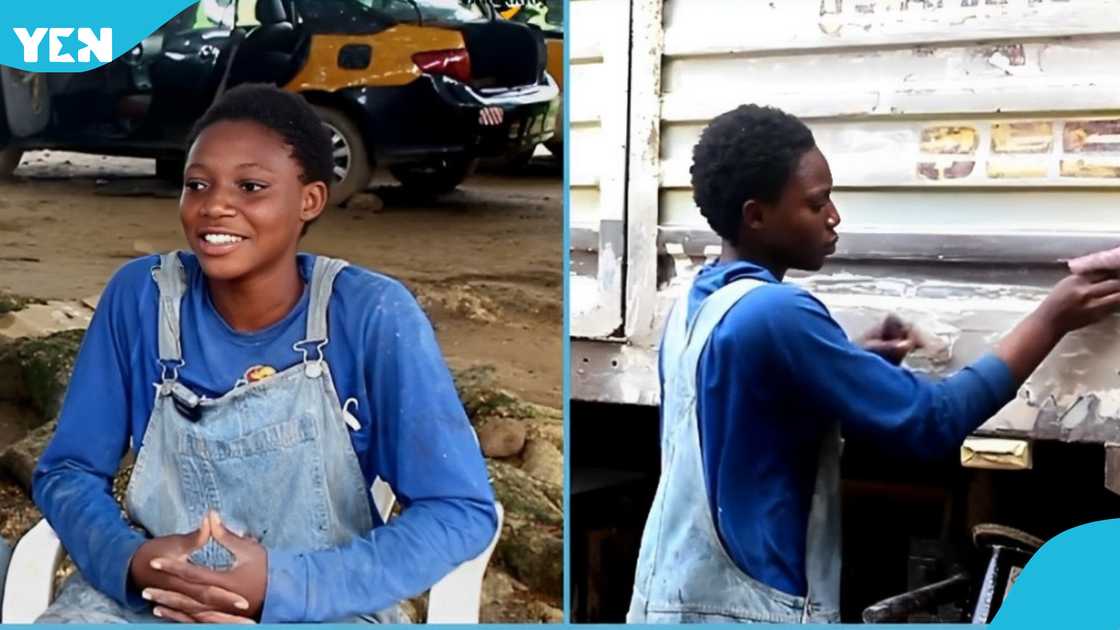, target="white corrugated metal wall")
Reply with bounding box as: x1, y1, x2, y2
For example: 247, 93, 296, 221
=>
569, 0, 630, 338
653, 0, 1120, 241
